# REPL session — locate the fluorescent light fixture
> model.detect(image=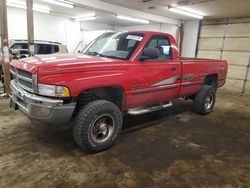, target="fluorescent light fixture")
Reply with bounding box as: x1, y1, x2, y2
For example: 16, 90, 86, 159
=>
75, 16, 97, 22
7, 3, 50, 13
73, 13, 96, 19
7, 0, 50, 13
168, 6, 203, 19
175, 6, 205, 16
73, 13, 97, 21
116, 15, 150, 24
40, 0, 74, 8
6, 3, 26, 10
